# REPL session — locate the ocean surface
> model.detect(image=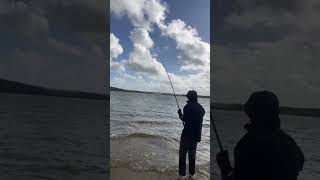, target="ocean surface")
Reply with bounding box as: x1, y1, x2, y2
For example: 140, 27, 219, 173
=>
110, 91, 210, 180
211, 109, 320, 180
0, 93, 108, 180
